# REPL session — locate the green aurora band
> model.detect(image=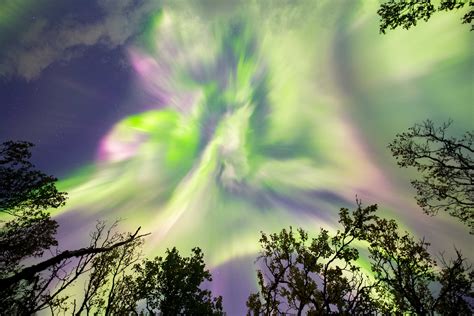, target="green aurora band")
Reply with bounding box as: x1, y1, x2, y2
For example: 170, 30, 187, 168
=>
50, 0, 472, 309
